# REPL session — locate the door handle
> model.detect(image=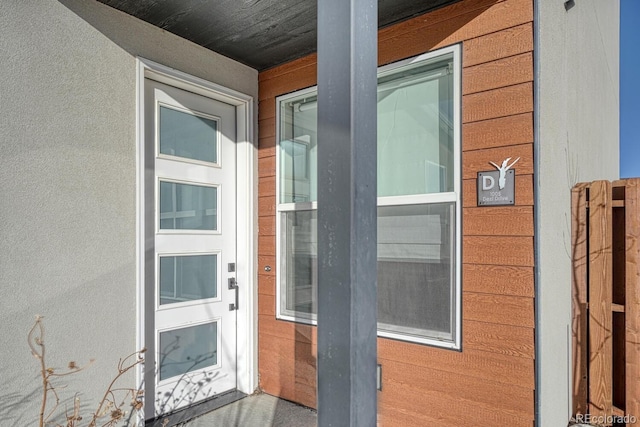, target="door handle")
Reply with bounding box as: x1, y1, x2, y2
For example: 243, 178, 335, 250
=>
228, 278, 239, 311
